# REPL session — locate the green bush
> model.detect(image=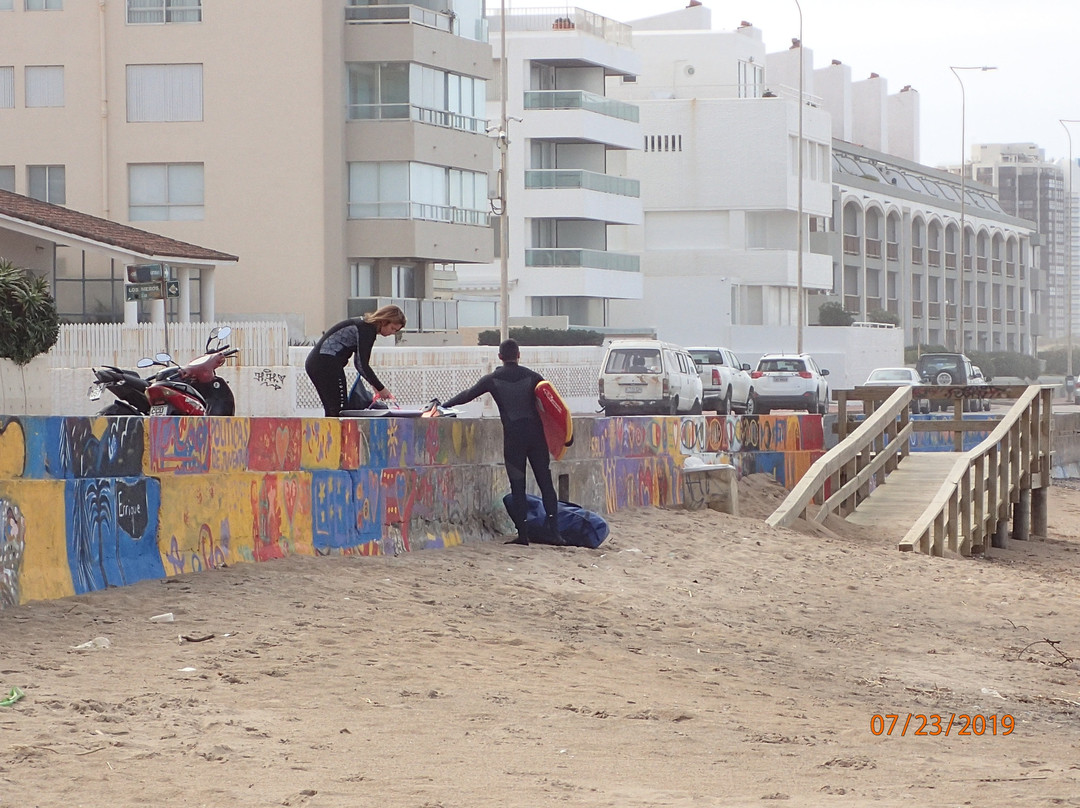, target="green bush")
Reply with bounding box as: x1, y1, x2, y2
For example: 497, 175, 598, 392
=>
1038, 347, 1080, 376
984, 351, 1041, 381
903, 343, 949, 364
817, 301, 855, 327
867, 308, 900, 327
477, 326, 605, 347
0, 258, 60, 365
